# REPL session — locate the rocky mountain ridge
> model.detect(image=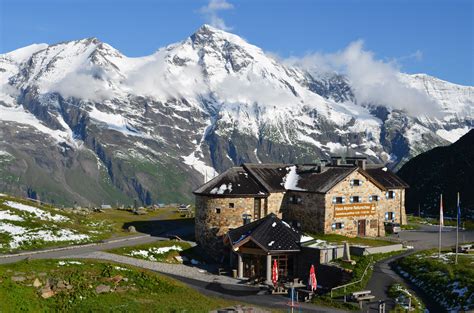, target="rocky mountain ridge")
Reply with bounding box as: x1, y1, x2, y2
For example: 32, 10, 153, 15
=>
0, 25, 472, 205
